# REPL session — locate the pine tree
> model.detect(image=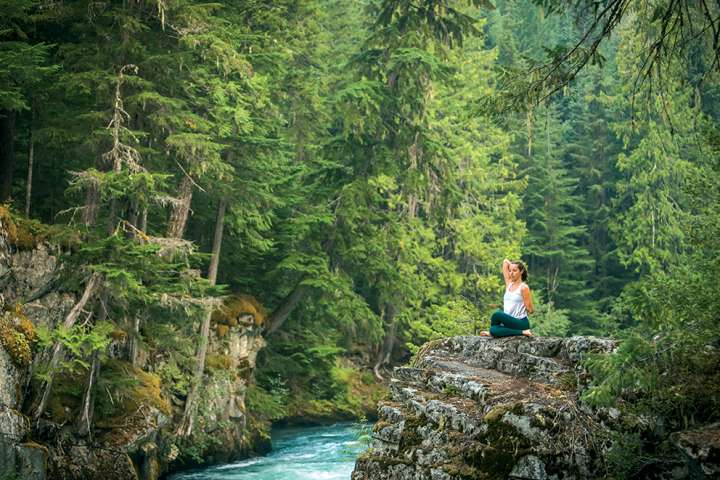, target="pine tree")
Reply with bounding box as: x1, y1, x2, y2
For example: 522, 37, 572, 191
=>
521, 104, 597, 329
